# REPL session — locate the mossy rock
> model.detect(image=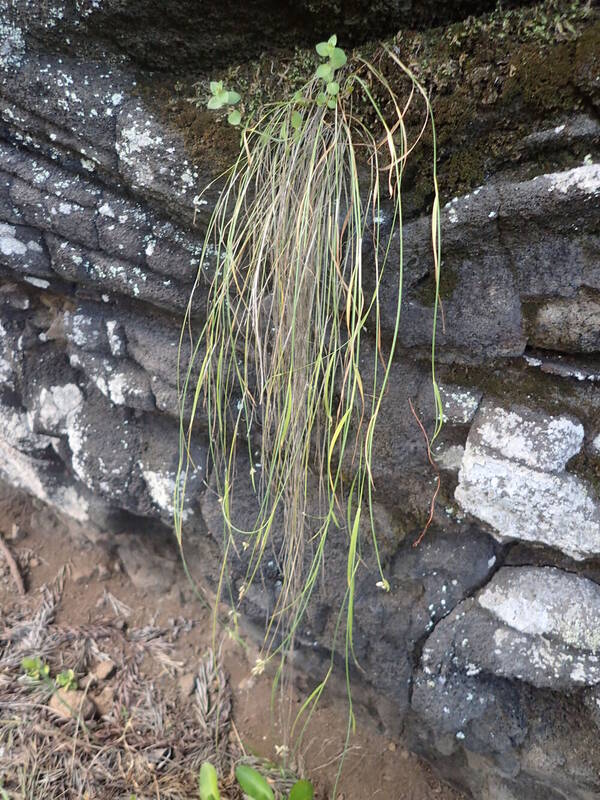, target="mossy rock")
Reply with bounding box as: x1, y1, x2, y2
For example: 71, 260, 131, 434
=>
575, 21, 600, 105
567, 449, 600, 500
140, 0, 598, 212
